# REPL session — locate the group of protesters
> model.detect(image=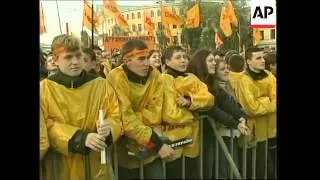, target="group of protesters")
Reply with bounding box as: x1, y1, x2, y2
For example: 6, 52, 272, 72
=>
40, 34, 277, 180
